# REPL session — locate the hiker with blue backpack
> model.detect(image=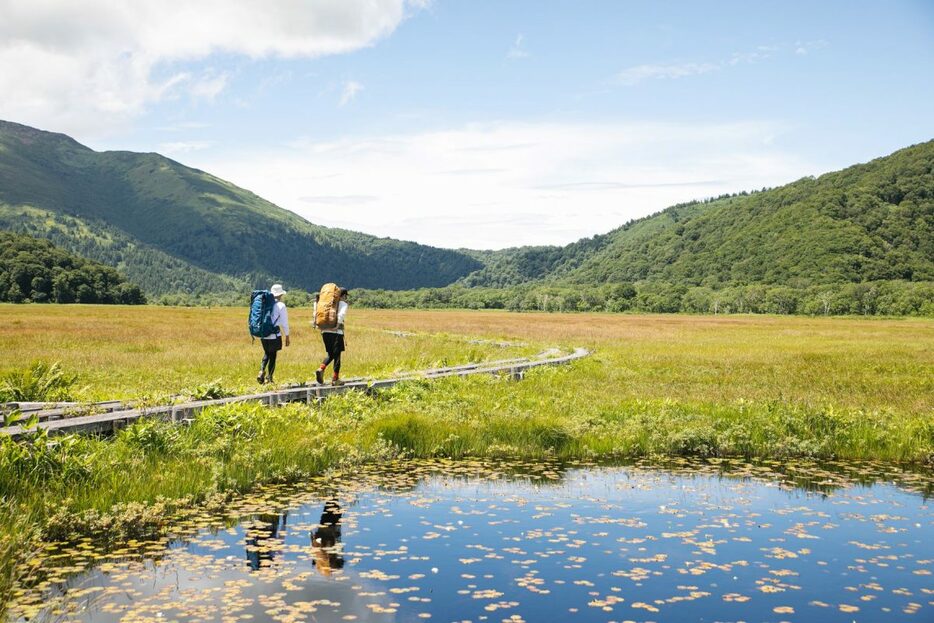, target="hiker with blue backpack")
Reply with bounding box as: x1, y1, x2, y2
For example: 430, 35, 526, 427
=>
249, 283, 290, 385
